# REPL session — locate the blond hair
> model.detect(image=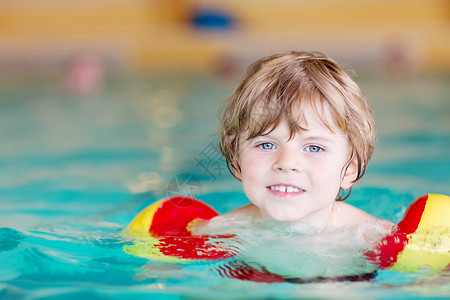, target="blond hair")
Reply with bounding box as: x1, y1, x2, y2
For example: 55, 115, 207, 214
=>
219, 51, 376, 193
